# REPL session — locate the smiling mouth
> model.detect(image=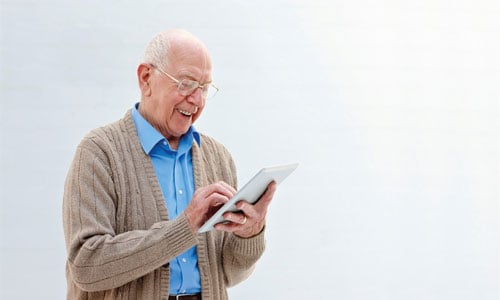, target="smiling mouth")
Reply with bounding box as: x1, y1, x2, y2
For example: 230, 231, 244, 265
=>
177, 108, 193, 117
